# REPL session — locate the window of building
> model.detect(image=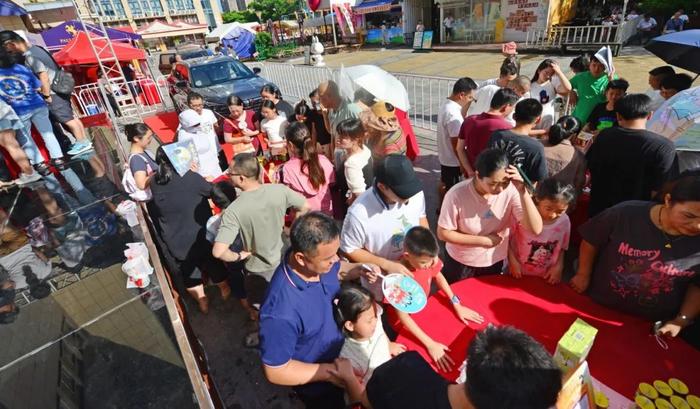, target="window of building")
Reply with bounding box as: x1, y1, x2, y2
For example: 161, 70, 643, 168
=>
128, 0, 143, 16
149, 0, 164, 14
95, 0, 126, 17
441, 0, 500, 42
